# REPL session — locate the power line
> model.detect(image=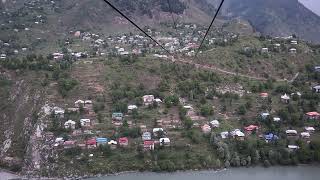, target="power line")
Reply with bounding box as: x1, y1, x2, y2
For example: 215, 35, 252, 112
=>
195, 0, 225, 57
101, 0, 171, 55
